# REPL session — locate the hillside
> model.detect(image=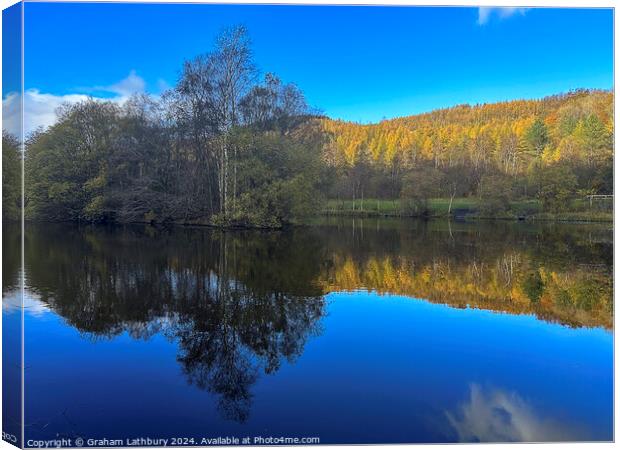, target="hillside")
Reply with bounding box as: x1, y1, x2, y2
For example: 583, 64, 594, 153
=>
321, 89, 612, 170
319, 89, 613, 217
